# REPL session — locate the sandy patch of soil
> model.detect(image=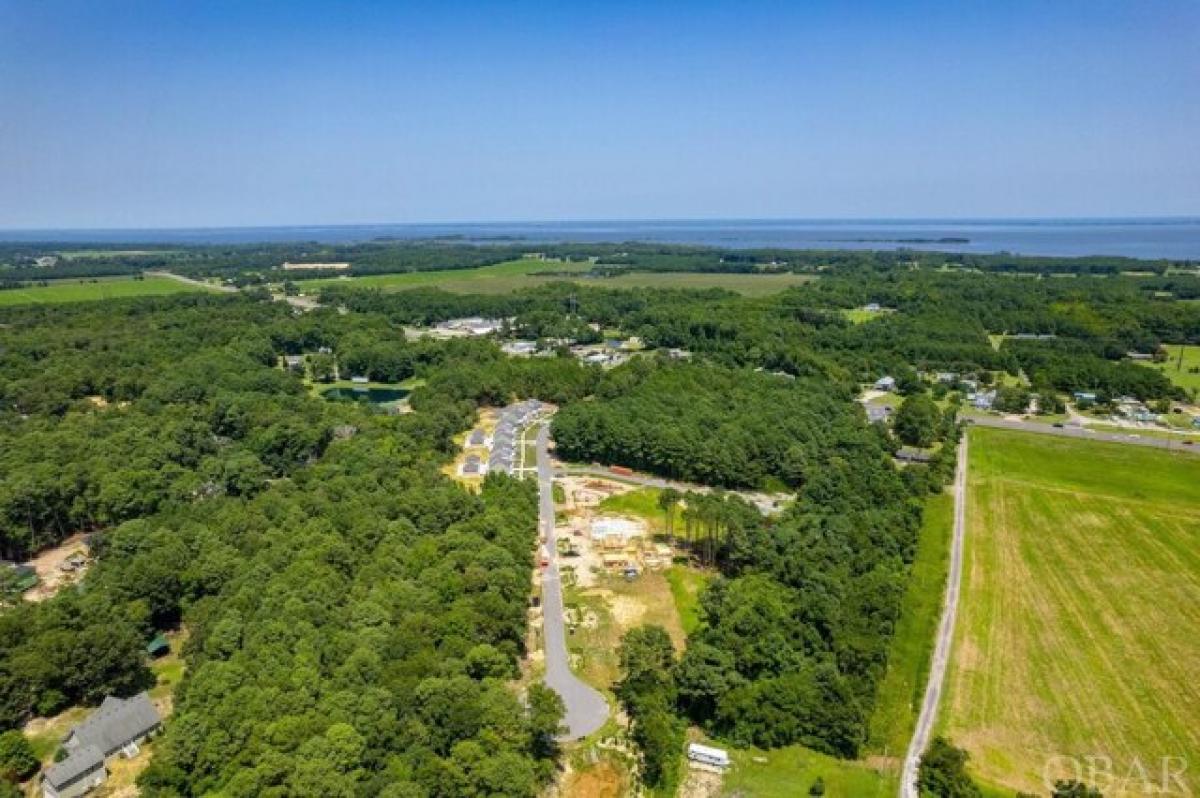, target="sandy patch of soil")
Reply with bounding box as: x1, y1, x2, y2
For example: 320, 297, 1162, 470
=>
23, 533, 91, 603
